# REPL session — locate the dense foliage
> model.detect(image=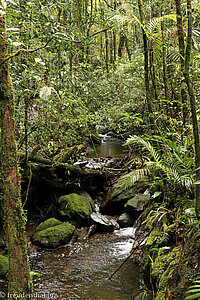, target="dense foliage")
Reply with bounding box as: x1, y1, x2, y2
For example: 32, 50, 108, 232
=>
1, 0, 200, 298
